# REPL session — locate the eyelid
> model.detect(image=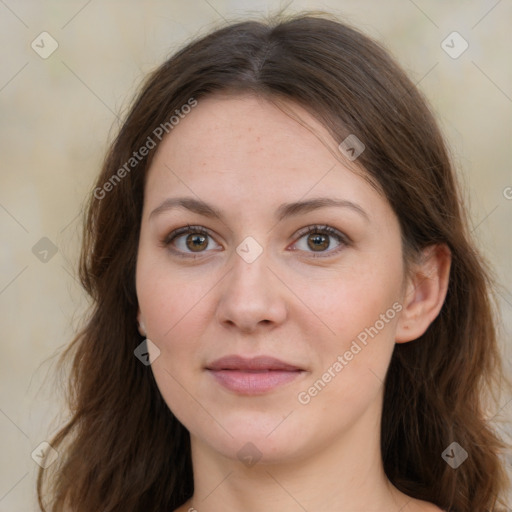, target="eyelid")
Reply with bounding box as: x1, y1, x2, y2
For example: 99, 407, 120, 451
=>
293, 224, 350, 244
161, 224, 221, 258
162, 224, 210, 245
289, 224, 350, 258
